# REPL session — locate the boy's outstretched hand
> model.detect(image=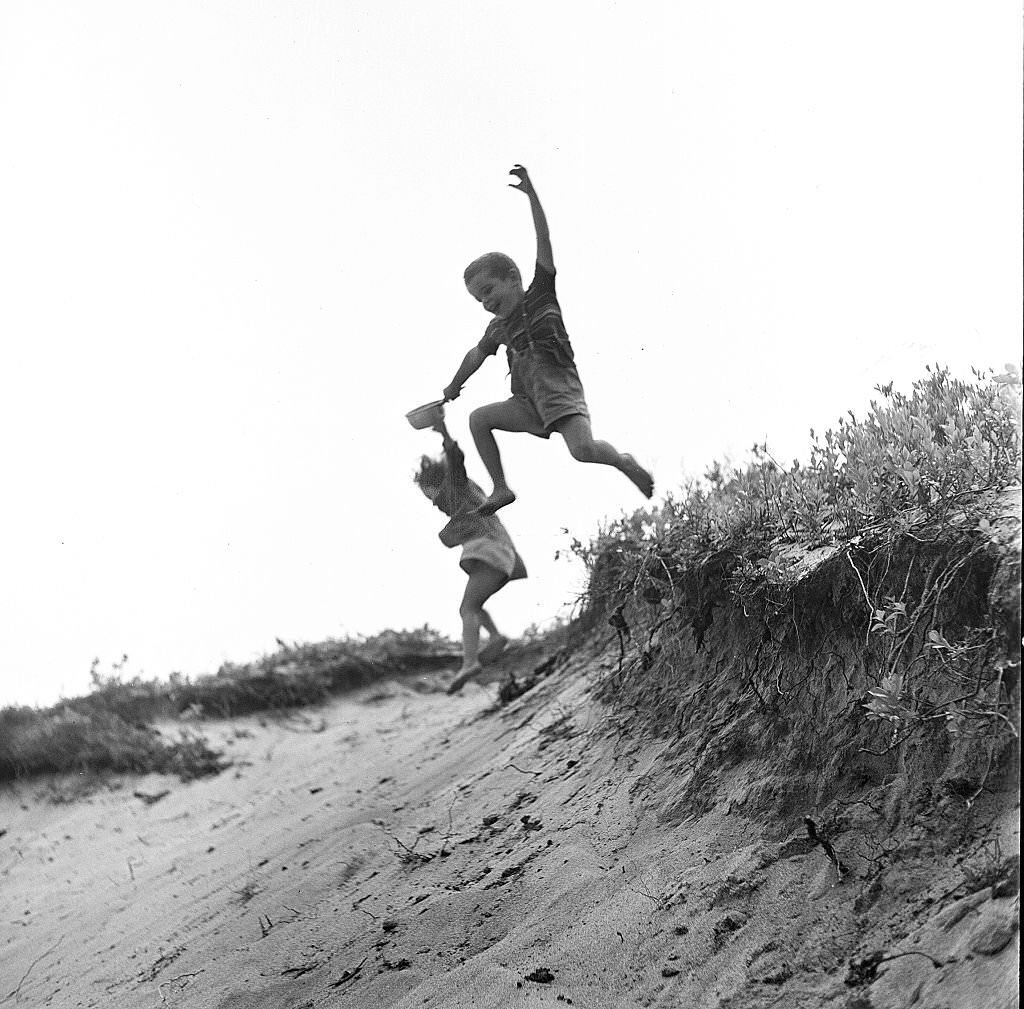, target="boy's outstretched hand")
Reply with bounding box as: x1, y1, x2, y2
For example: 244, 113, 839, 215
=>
509, 163, 553, 270
508, 164, 535, 196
